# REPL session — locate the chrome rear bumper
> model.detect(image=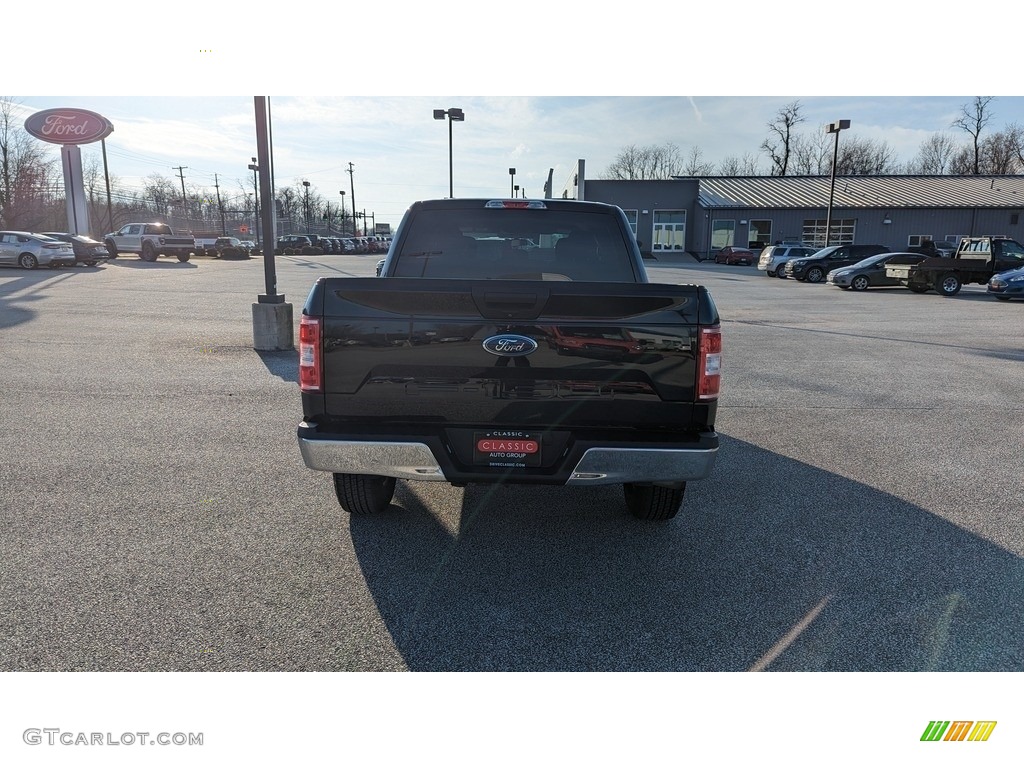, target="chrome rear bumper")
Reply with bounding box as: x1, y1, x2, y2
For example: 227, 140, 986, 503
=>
298, 422, 717, 485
